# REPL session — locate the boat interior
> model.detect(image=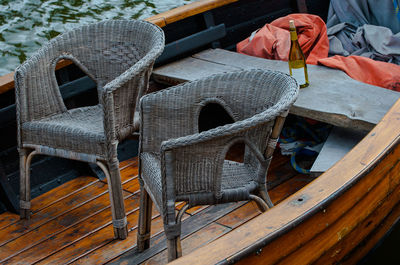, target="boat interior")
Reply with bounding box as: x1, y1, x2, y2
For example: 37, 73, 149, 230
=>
0, 0, 399, 264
